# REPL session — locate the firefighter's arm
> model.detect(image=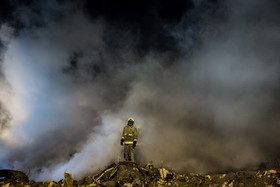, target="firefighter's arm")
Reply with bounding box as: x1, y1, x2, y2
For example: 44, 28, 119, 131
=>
121, 127, 125, 145
133, 127, 138, 148
133, 127, 138, 142
122, 126, 126, 139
